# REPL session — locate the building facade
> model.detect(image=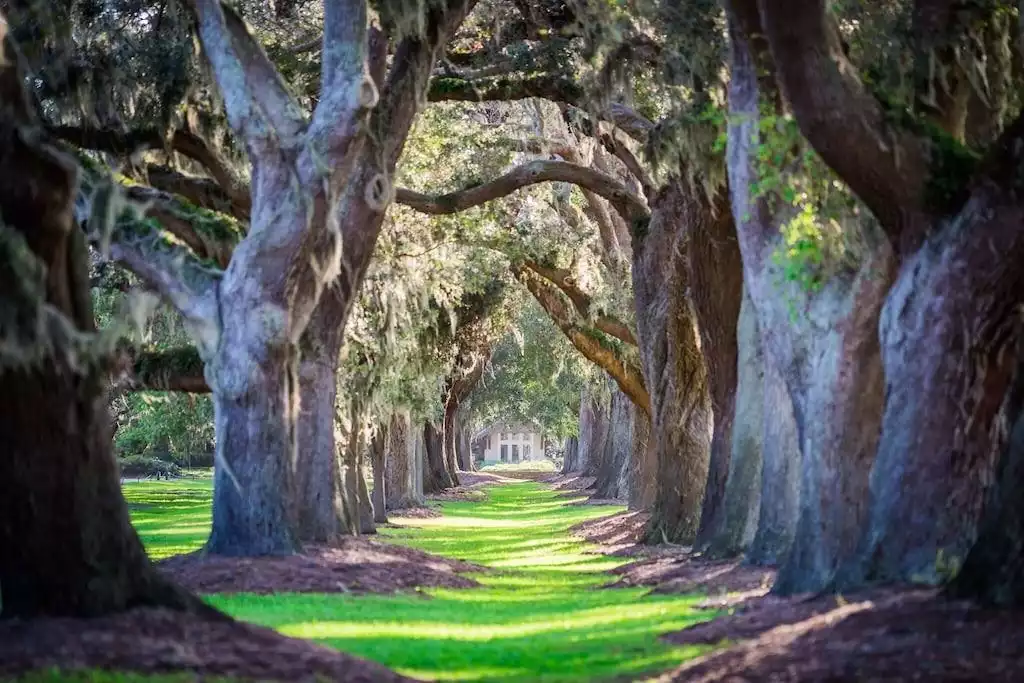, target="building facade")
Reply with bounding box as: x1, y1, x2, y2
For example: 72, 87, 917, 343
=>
473, 422, 544, 465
